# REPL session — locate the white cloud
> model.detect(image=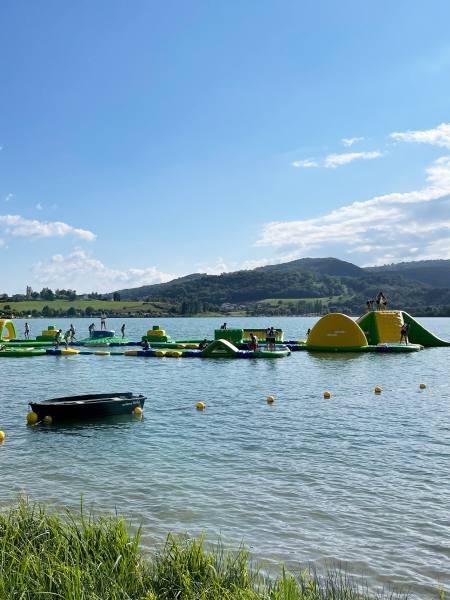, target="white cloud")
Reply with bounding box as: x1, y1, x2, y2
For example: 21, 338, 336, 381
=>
0, 214, 95, 241
292, 159, 319, 168
324, 151, 383, 168
390, 122, 450, 149
257, 155, 450, 264
292, 151, 382, 169
341, 137, 364, 147
4, 193, 13, 203
32, 249, 175, 293
35, 203, 43, 211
